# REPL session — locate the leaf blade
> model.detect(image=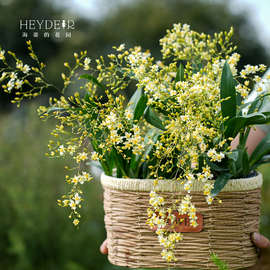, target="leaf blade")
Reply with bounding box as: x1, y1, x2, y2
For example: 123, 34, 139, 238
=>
144, 107, 166, 131
220, 62, 236, 120
133, 92, 148, 120
224, 112, 270, 138
250, 132, 270, 168
211, 173, 233, 197
175, 62, 185, 82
